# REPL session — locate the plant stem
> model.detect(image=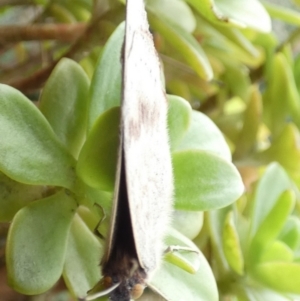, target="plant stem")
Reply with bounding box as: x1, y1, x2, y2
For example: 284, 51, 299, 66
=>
0, 0, 34, 7
0, 23, 86, 45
